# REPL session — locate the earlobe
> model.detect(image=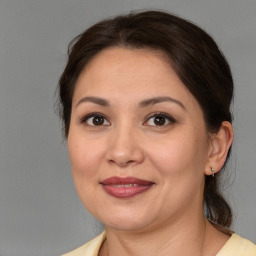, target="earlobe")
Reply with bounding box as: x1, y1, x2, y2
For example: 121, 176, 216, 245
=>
205, 121, 233, 176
